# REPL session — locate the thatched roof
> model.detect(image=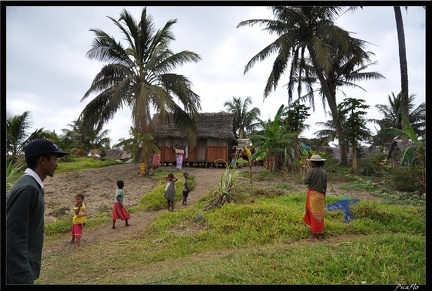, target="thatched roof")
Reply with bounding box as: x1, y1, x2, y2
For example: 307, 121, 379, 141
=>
152, 112, 236, 140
